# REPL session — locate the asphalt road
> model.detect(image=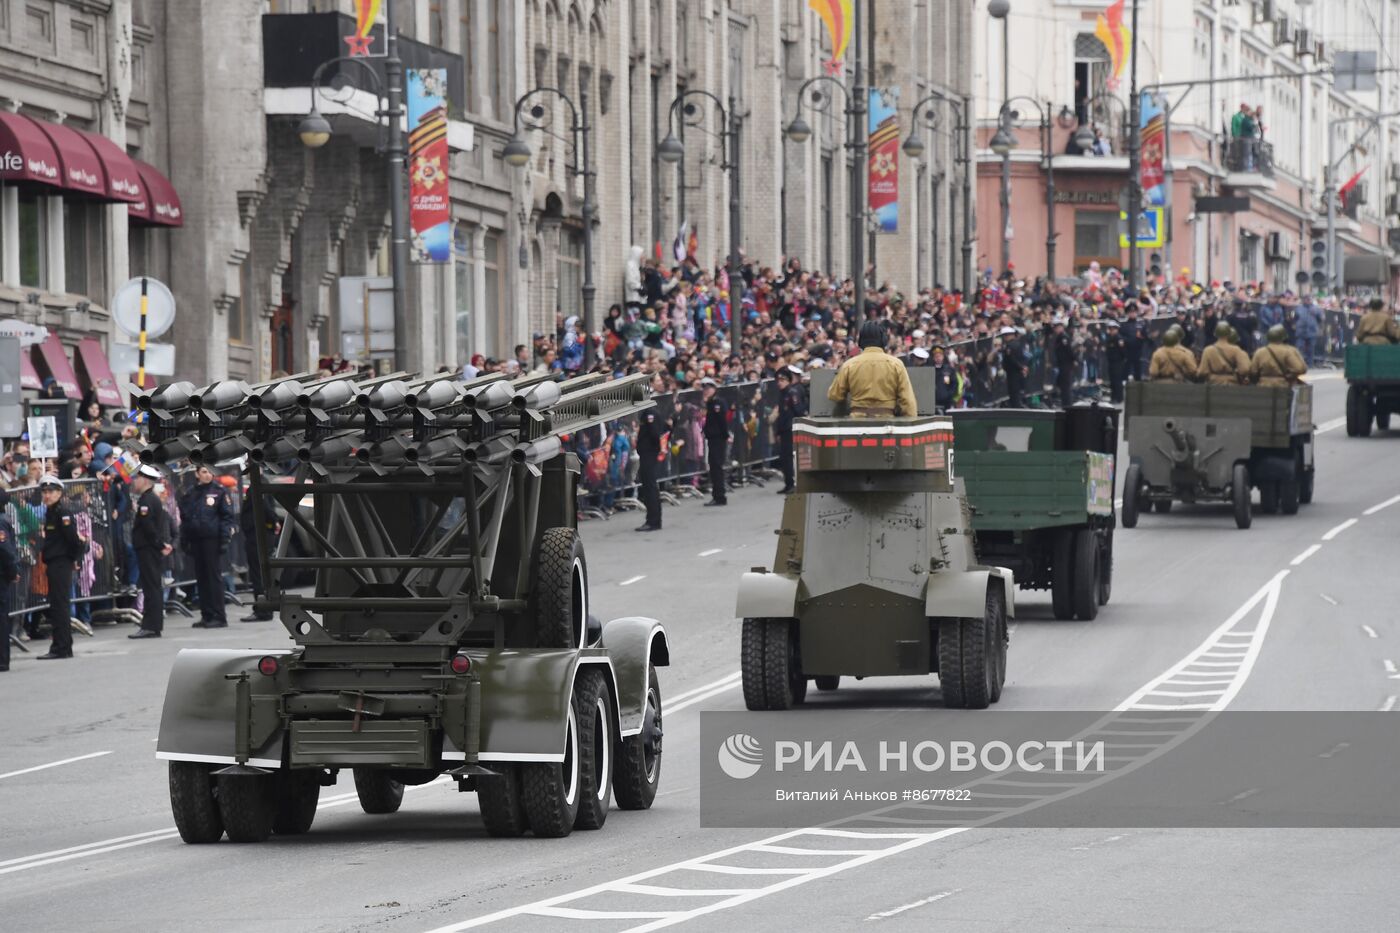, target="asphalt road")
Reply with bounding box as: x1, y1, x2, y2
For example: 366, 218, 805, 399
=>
2, 374, 1397, 933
